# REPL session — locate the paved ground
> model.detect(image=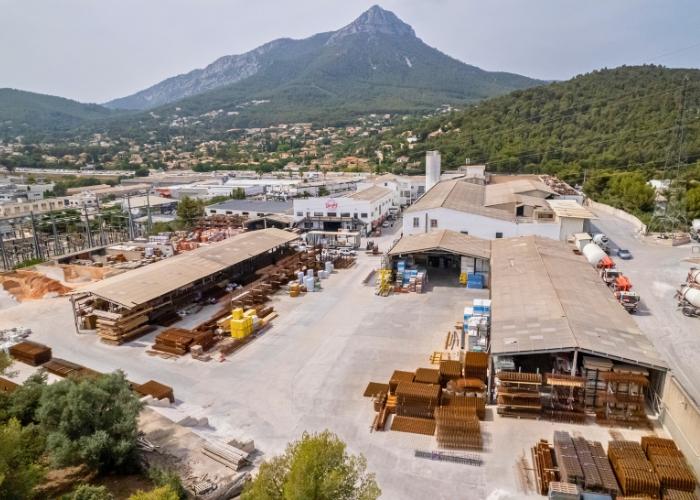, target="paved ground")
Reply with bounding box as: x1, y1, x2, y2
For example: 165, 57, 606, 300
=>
0, 220, 666, 499
590, 211, 700, 403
